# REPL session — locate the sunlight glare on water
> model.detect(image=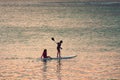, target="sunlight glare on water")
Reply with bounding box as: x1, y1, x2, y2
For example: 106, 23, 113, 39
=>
0, 1, 120, 80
